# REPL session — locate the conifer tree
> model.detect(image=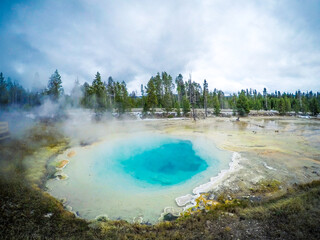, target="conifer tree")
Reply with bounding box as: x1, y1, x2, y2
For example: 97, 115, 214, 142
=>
47, 69, 63, 101
182, 96, 190, 116
0, 72, 9, 106
162, 72, 173, 113
237, 91, 250, 116
213, 95, 220, 116
310, 96, 319, 116
175, 101, 181, 117
90, 72, 107, 111
146, 78, 157, 113
106, 76, 115, 108
175, 74, 184, 104
278, 98, 286, 115
154, 73, 162, 107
